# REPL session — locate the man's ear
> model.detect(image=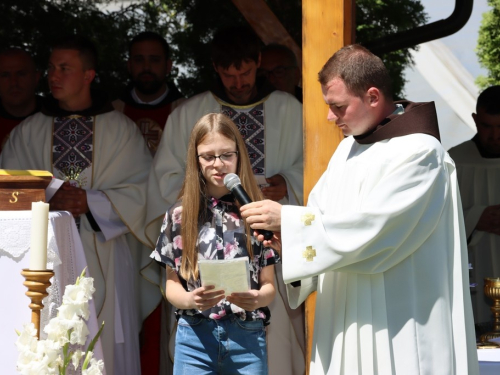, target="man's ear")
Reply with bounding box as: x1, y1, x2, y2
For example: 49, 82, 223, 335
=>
256, 52, 261, 68
84, 69, 96, 84
366, 87, 380, 107
166, 59, 173, 76
472, 113, 478, 129
35, 70, 41, 85
213, 62, 219, 73
127, 58, 132, 74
